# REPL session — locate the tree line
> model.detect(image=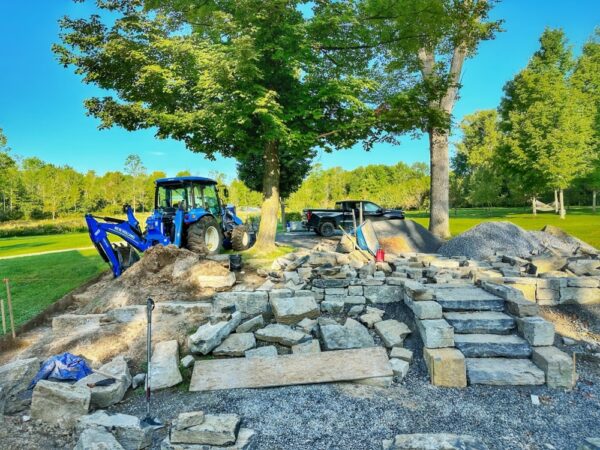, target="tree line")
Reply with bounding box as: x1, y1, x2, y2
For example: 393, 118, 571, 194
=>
452, 29, 599, 216
0, 131, 430, 221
